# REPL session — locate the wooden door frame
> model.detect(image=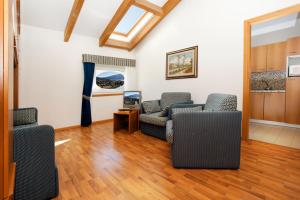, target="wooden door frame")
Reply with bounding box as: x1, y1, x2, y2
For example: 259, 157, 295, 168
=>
242, 4, 300, 140
0, 0, 5, 198
13, 36, 18, 108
